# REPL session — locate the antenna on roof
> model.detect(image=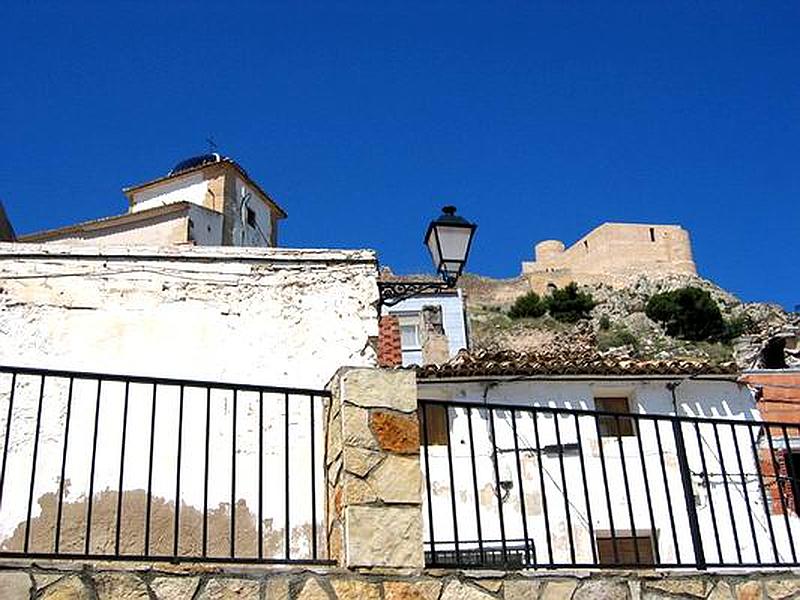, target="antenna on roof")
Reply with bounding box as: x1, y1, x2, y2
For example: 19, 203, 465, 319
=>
206, 136, 218, 153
